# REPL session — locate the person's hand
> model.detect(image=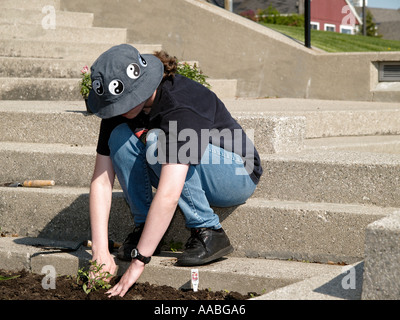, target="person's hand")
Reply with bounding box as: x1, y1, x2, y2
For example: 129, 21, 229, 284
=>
90, 251, 117, 283
106, 259, 145, 297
